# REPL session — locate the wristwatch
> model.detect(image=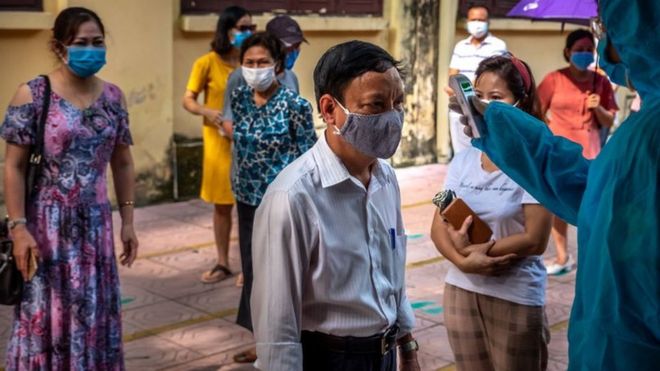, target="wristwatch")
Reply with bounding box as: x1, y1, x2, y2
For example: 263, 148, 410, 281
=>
399, 339, 419, 353
7, 218, 27, 230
